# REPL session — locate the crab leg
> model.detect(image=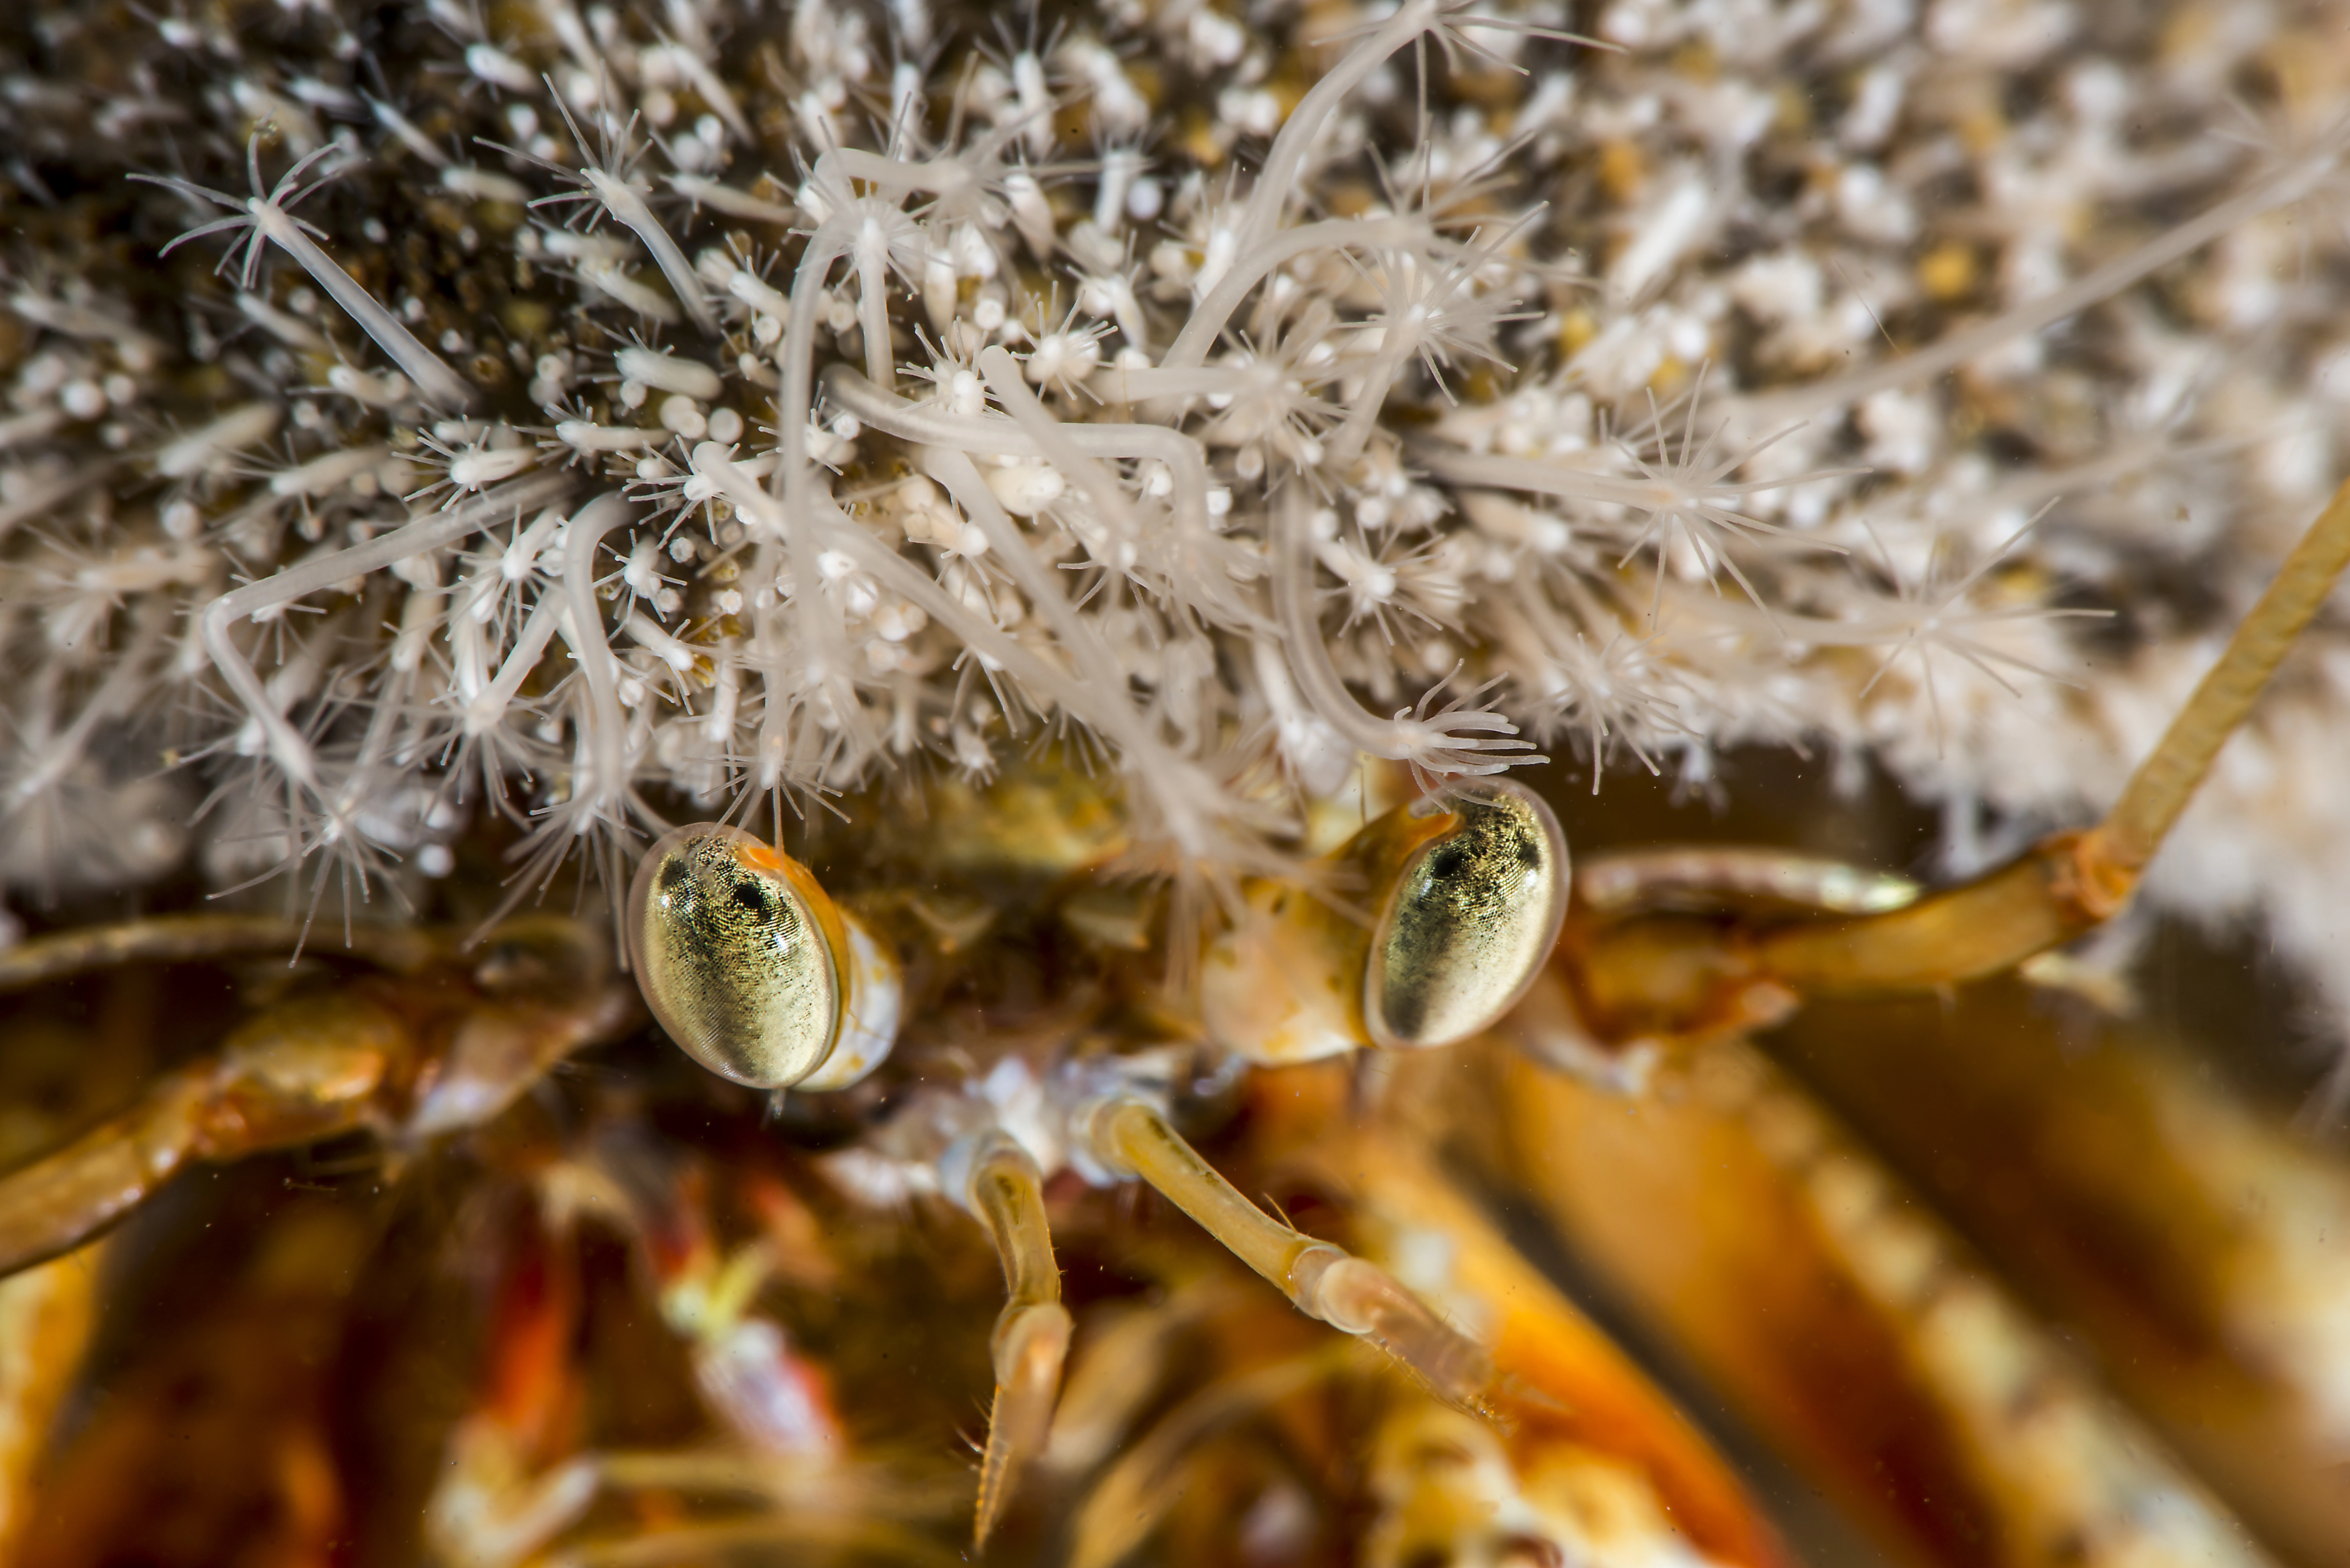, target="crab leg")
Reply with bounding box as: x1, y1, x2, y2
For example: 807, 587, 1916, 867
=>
0, 924, 633, 1278
1763, 471, 2350, 992
0, 991, 410, 1275
1574, 847, 1921, 919
1322, 1120, 1794, 1568
1564, 473, 2350, 1032
1083, 1097, 1492, 1412
0, 1242, 104, 1558
1780, 979, 2350, 1561
551, 1516, 962, 1568
1065, 1346, 1352, 1568
1451, 1035, 2278, 1568
0, 914, 433, 994
961, 1133, 1072, 1548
